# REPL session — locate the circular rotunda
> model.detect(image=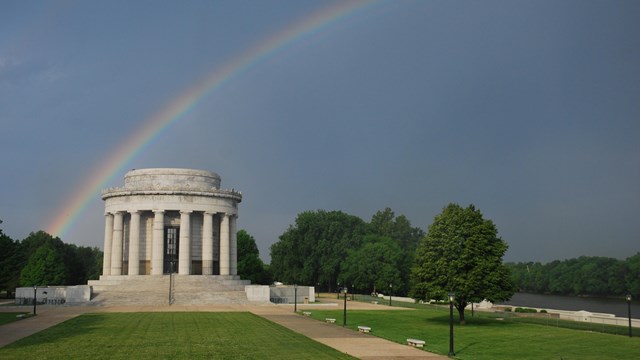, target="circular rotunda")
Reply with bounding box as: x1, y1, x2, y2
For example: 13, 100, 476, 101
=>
100, 168, 242, 277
